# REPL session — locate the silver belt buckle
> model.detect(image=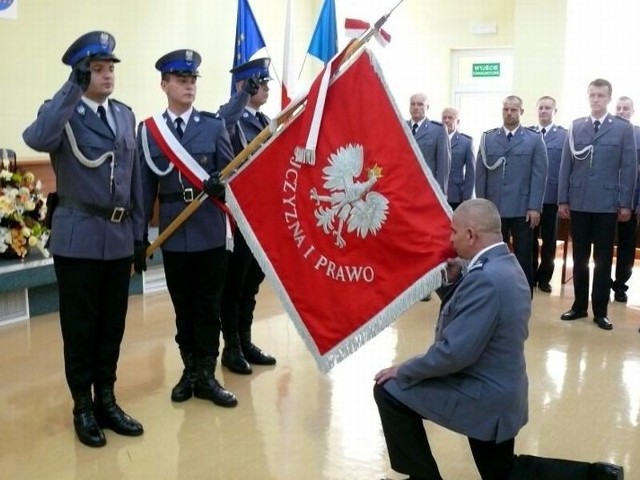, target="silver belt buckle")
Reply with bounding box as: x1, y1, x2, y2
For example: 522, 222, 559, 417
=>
110, 207, 125, 223
183, 188, 194, 203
